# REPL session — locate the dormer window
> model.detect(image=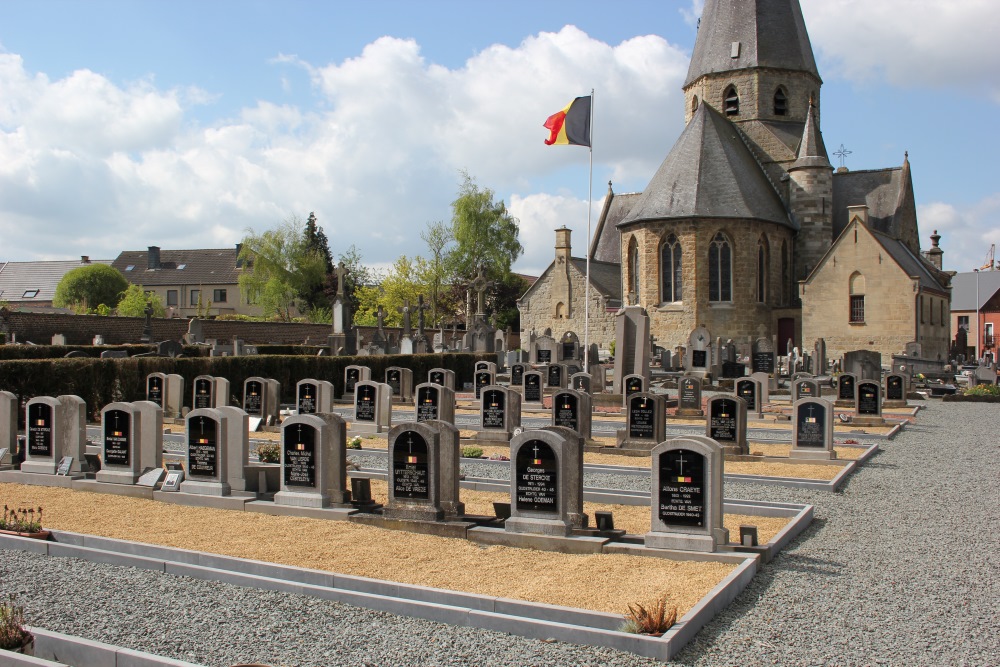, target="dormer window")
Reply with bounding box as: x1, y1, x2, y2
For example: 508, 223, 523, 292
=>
724, 86, 739, 116
774, 88, 788, 116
